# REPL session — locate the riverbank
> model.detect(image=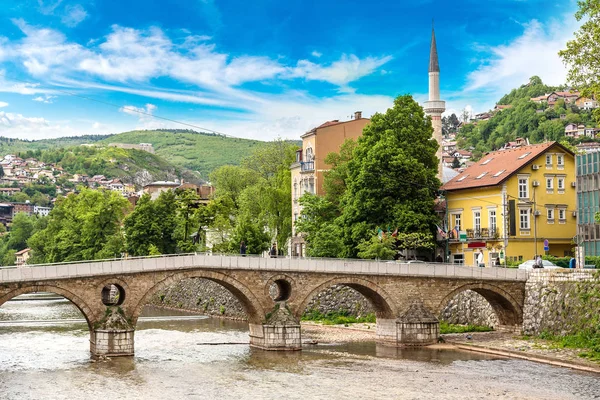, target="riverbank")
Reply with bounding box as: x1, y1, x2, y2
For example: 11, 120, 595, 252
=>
302, 322, 600, 373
